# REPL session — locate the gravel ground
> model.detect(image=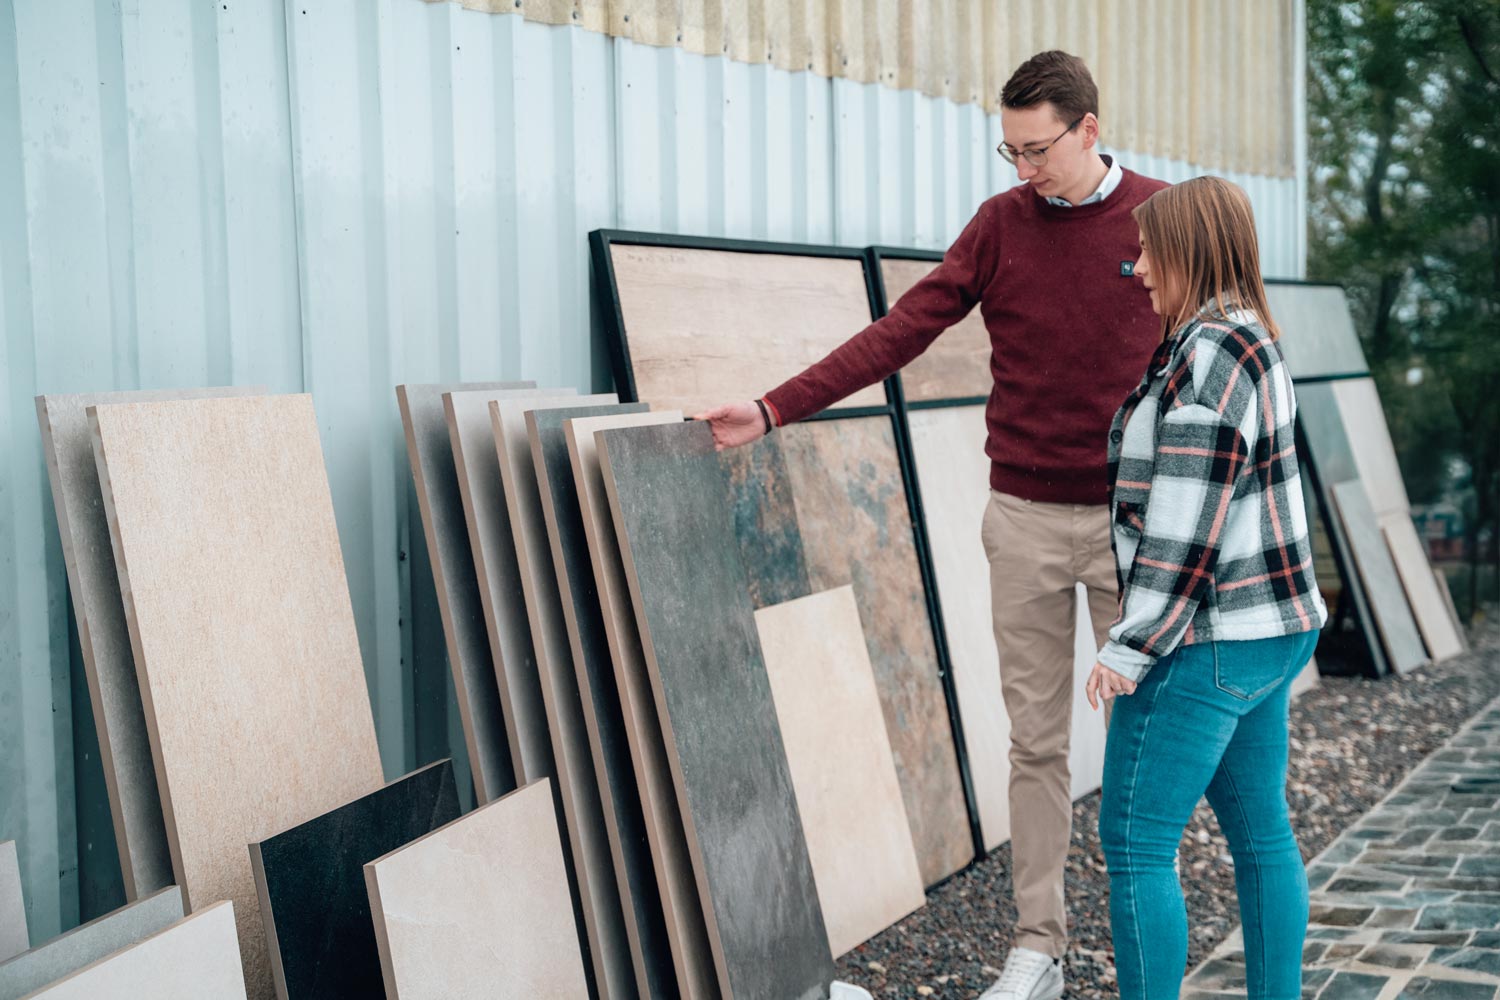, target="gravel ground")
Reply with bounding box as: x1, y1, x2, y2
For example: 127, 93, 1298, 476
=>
836, 618, 1500, 999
